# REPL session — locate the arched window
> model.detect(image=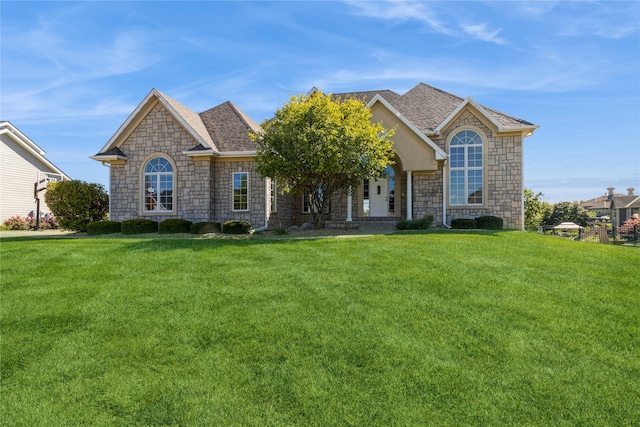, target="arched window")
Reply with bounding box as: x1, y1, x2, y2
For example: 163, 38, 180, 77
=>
449, 130, 483, 205
143, 157, 174, 212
